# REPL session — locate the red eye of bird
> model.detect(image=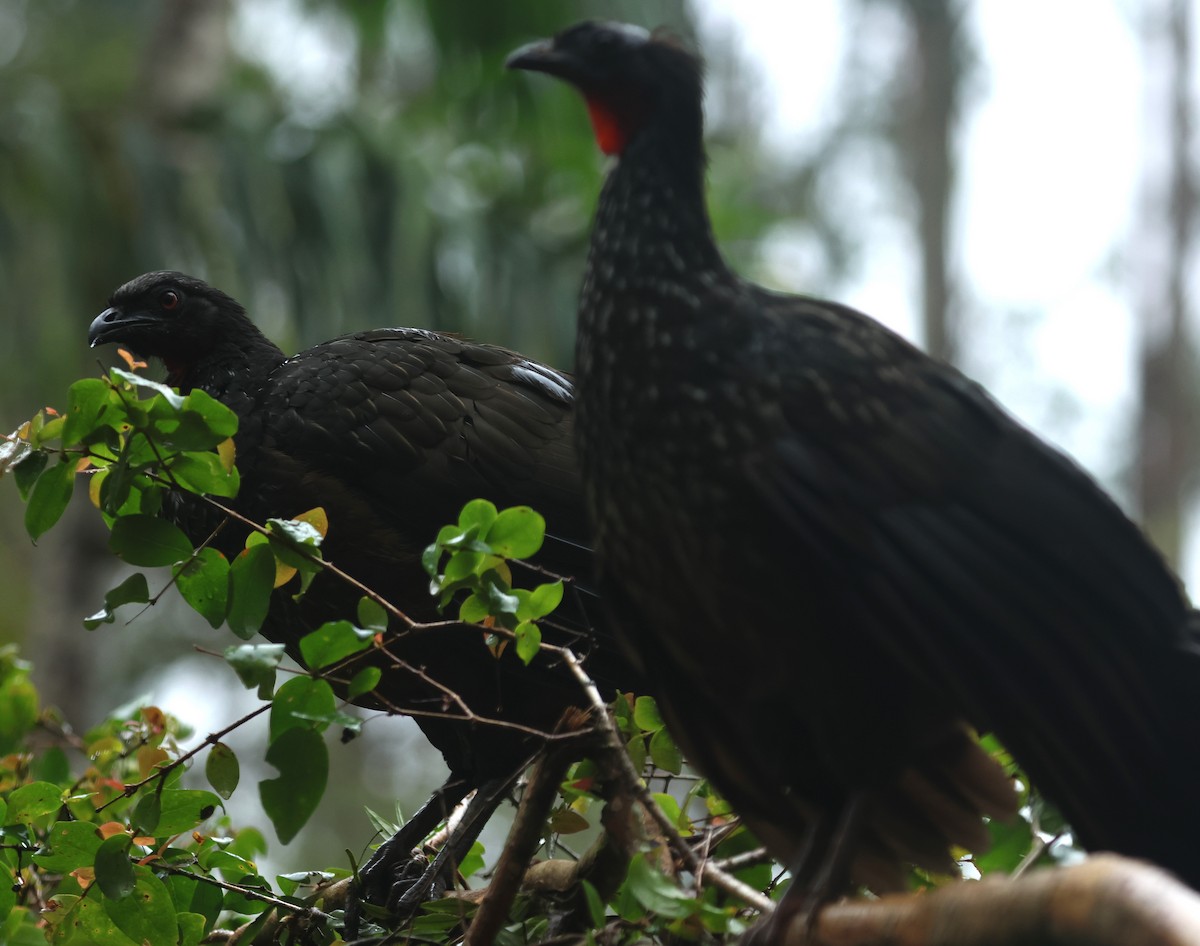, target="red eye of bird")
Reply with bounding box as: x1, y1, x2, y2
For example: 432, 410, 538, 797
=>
161, 290, 180, 311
